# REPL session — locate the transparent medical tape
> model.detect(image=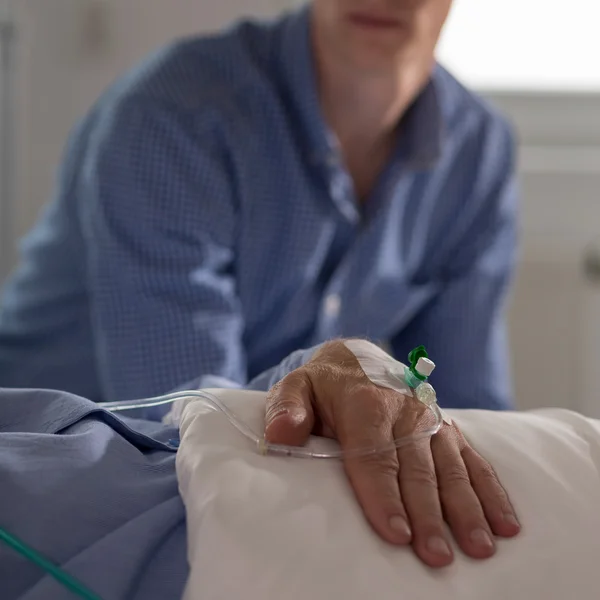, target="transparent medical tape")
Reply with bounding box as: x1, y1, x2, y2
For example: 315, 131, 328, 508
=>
101, 342, 446, 460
